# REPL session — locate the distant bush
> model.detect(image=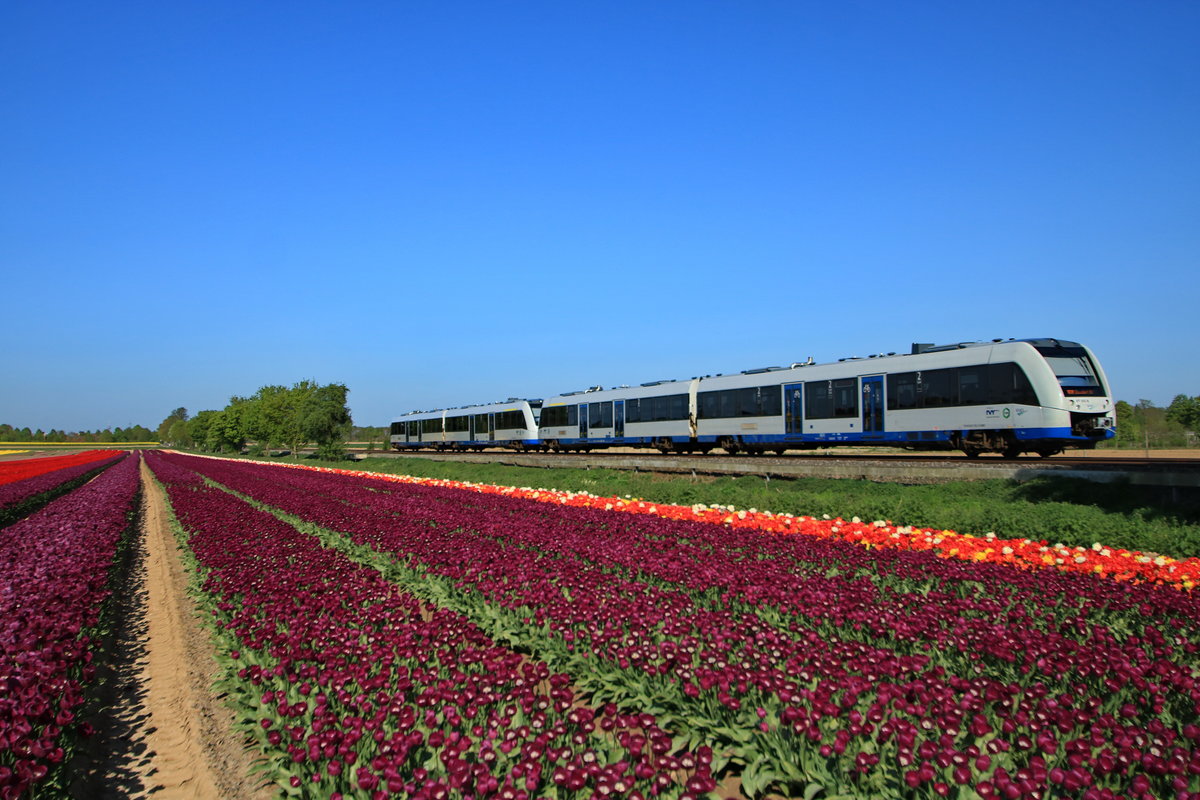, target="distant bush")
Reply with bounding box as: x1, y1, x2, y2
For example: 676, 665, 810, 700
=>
314, 442, 347, 462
